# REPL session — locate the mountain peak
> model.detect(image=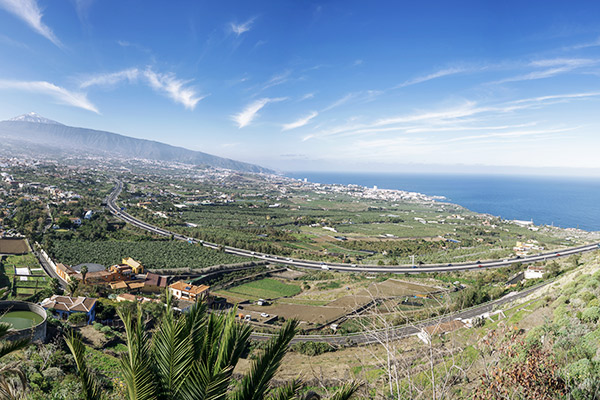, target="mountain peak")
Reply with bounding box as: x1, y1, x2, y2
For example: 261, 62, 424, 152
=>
7, 112, 63, 125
